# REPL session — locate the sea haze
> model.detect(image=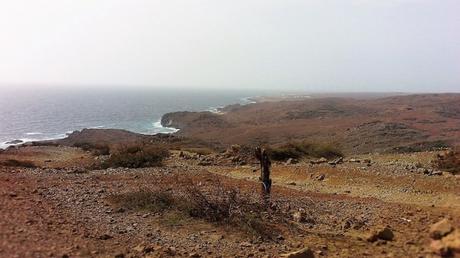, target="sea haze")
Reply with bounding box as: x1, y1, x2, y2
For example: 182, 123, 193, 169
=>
0, 88, 262, 149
